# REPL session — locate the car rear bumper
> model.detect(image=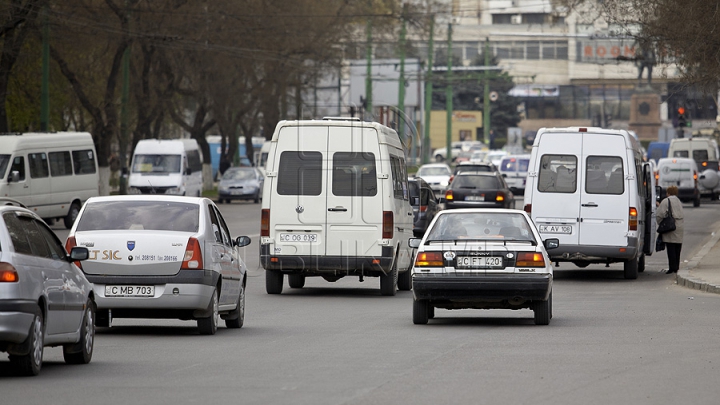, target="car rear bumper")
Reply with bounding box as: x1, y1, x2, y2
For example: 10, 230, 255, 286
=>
0, 300, 40, 344
260, 244, 394, 275
219, 191, 258, 200
412, 274, 552, 302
